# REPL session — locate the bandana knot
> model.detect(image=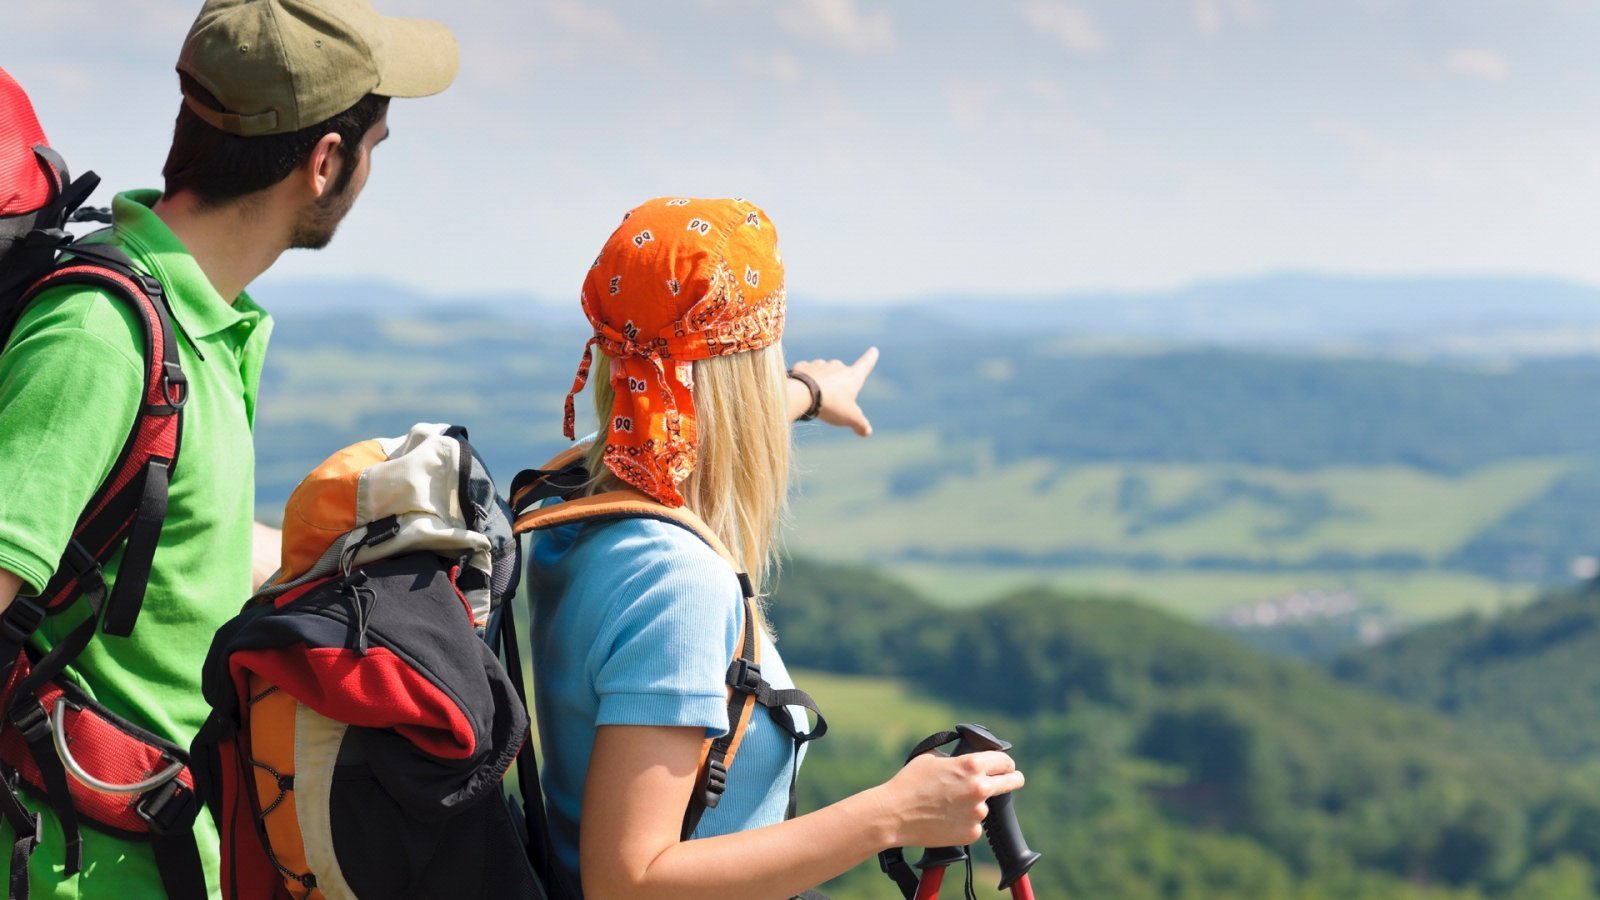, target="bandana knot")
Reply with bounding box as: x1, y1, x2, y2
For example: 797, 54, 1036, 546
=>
562, 198, 786, 507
